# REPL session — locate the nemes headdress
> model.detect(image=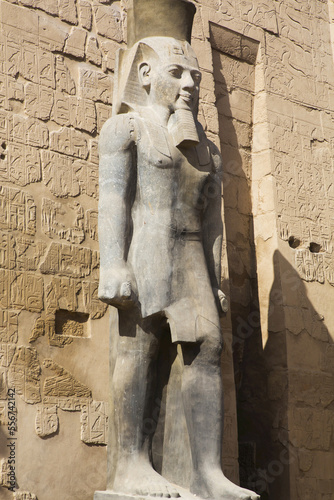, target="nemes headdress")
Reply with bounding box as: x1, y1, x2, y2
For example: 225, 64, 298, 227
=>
113, 0, 196, 115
